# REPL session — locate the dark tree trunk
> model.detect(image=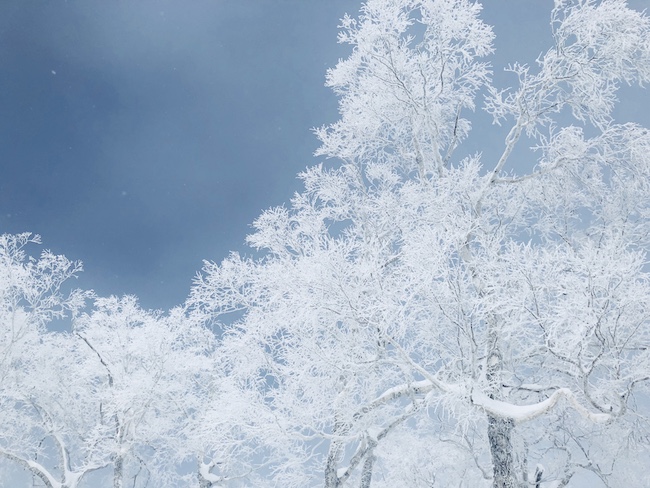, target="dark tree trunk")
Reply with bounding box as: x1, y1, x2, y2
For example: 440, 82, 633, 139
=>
324, 438, 343, 488
485, 329, 518, 488
113, 455, 123, 488
359, 452, 375, 488
487, 414, 516, 488
534, 465, 544, 488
